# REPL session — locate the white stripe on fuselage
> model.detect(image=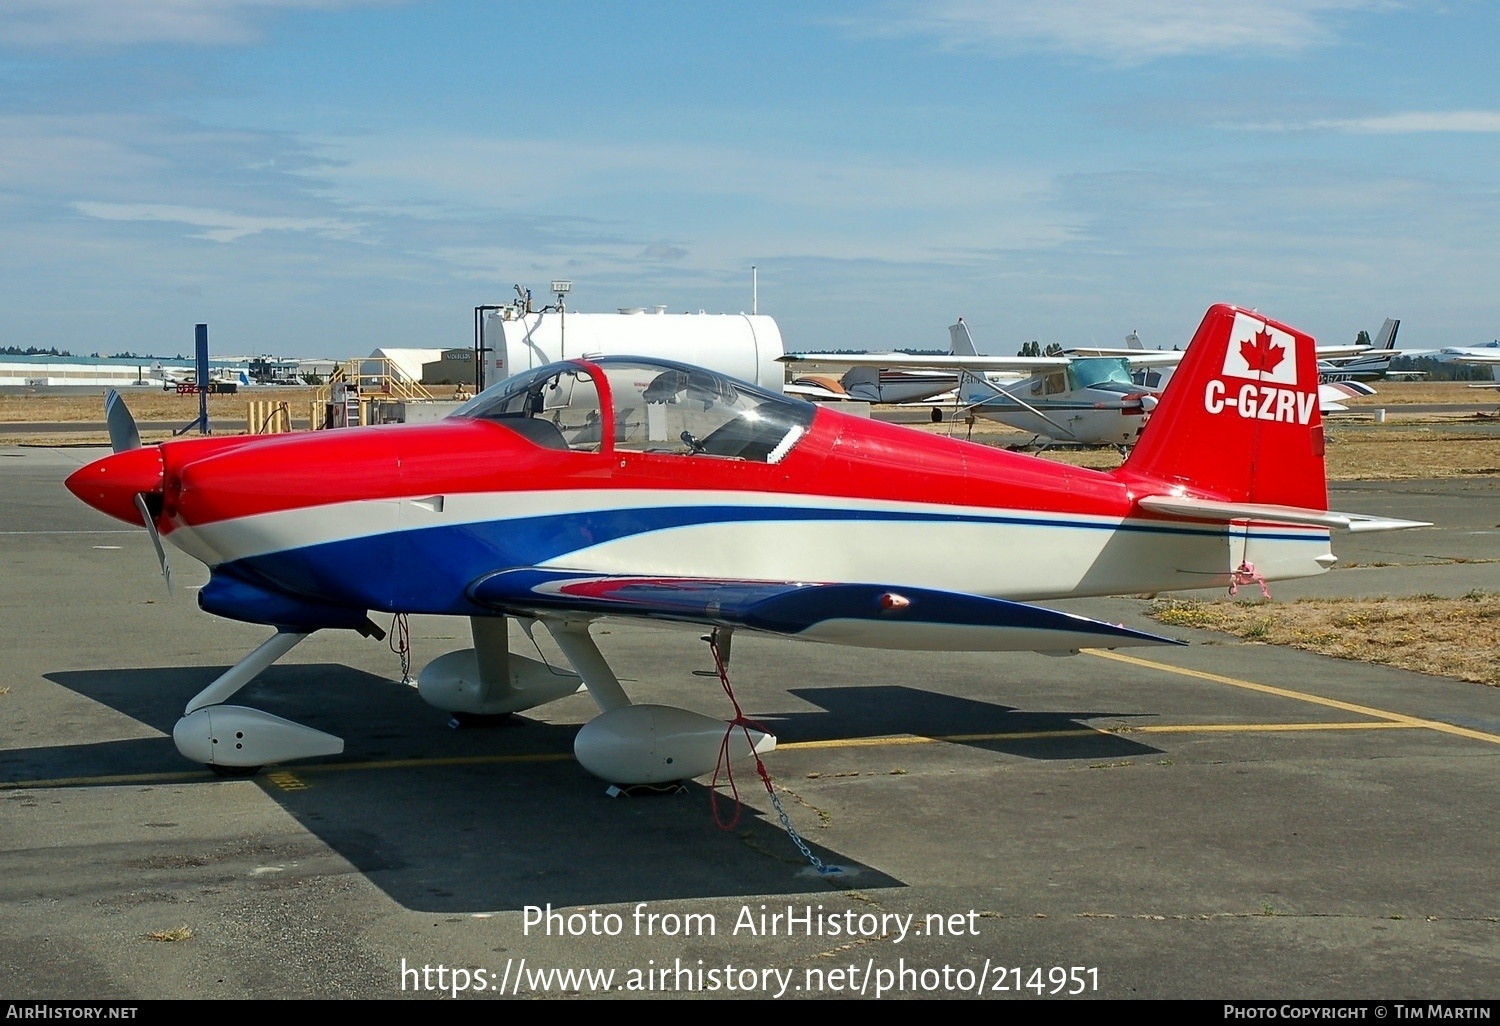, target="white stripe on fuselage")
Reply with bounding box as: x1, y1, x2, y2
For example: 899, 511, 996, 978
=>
171, 488, 1126, 565
166, 488, 1333, 602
